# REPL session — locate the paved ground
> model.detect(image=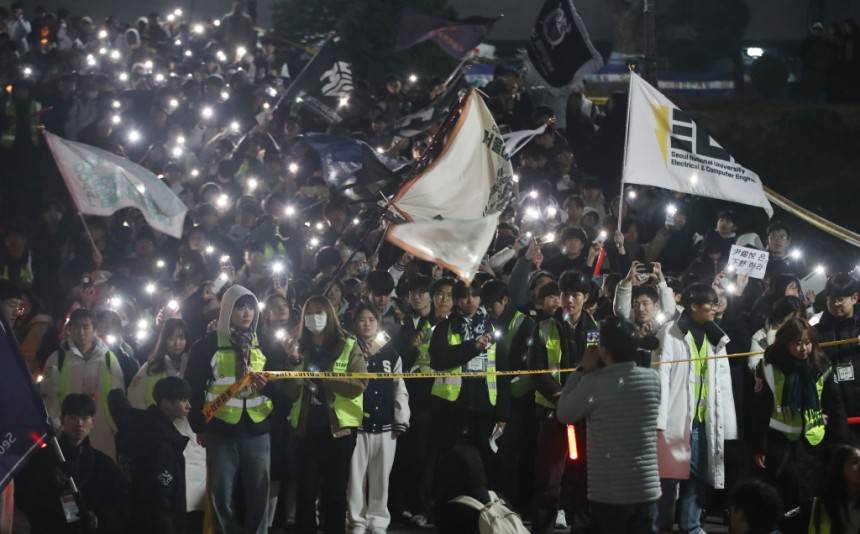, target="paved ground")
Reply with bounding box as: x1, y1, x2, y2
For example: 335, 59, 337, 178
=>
272, 515, 731, 533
